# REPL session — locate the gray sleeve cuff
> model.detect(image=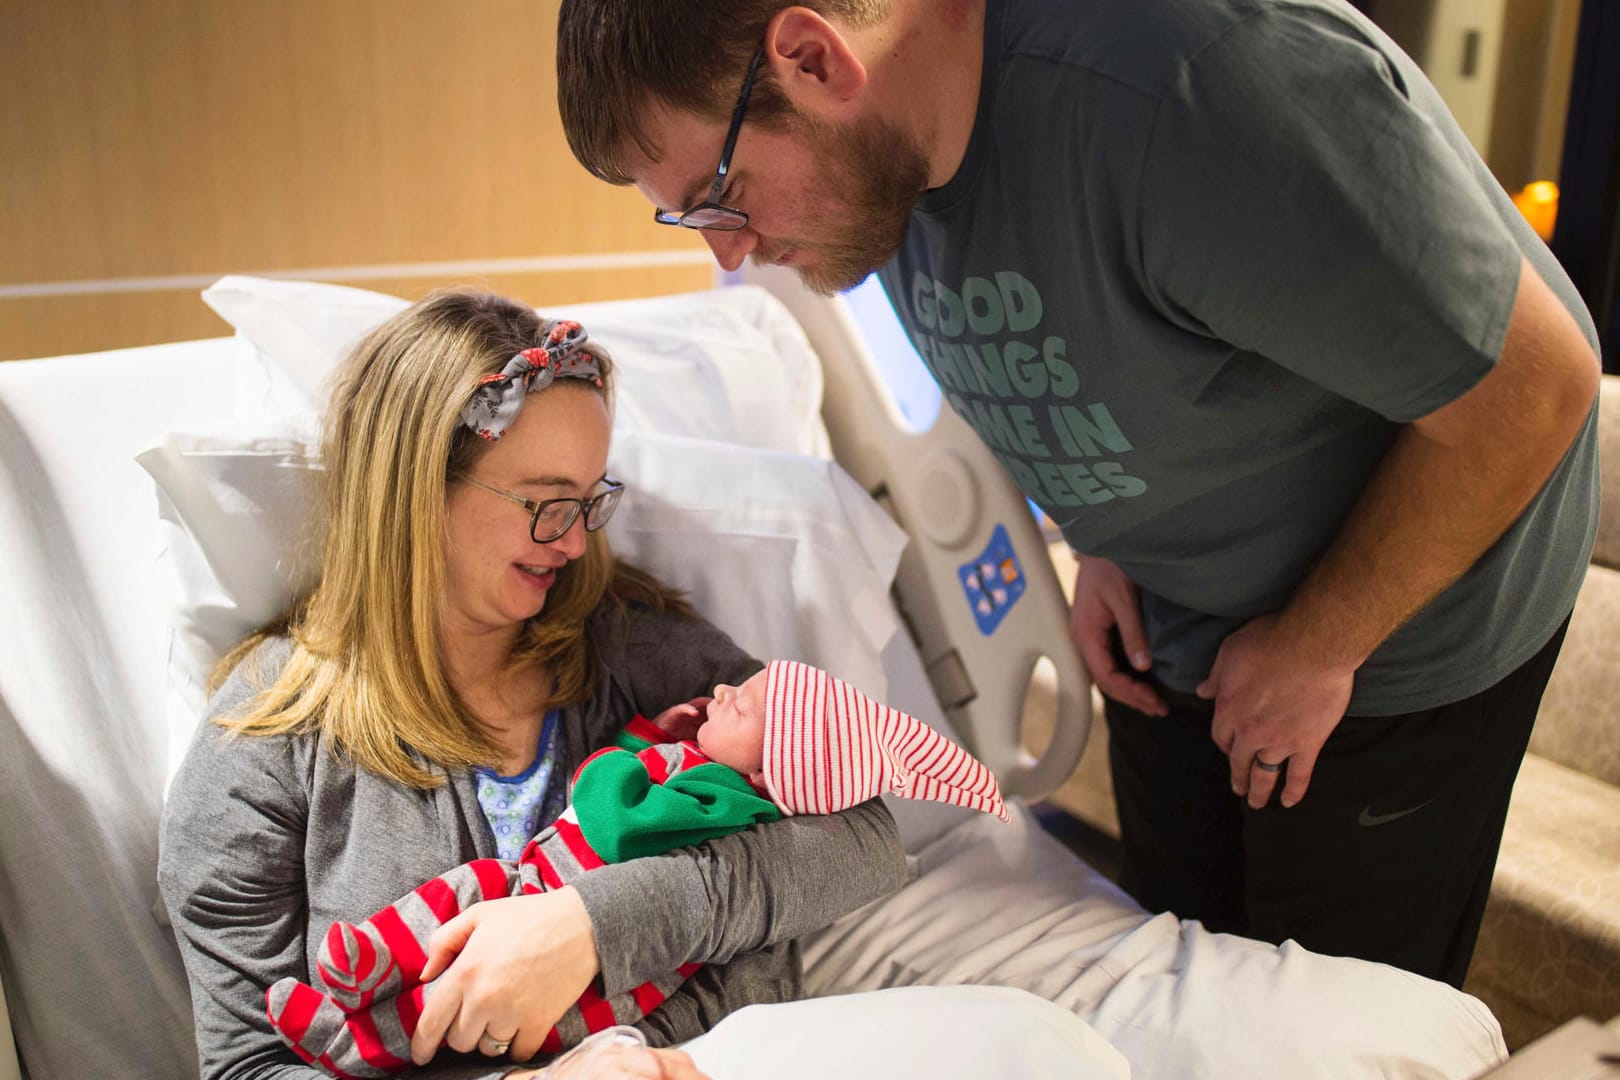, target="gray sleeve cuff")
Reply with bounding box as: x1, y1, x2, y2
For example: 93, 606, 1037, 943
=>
572, 800, 905, 997
571, 850, 712, 997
